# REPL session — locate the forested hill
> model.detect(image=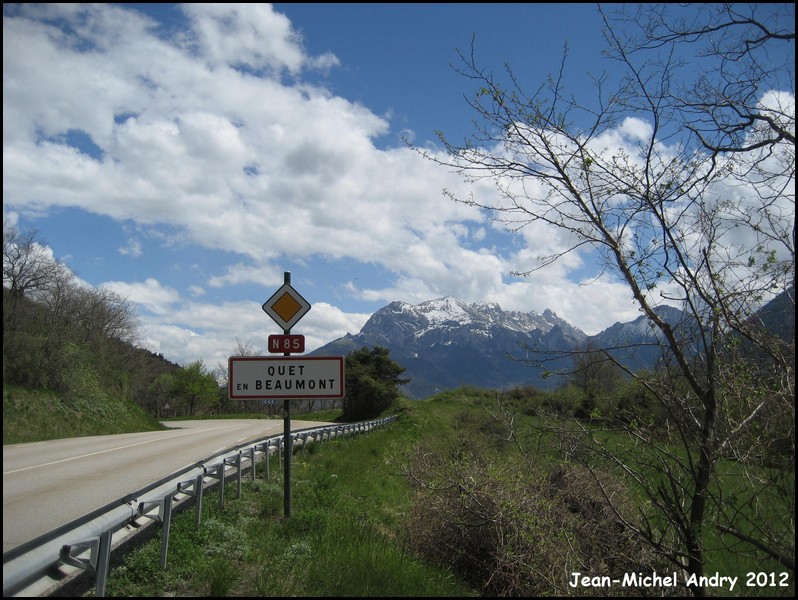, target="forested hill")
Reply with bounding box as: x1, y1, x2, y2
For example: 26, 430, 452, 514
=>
3, 279, 184, 391
3, 222, 247, 444
3, 283, 185, 443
